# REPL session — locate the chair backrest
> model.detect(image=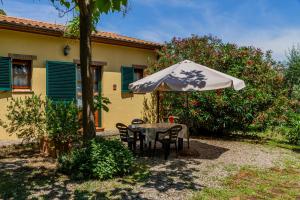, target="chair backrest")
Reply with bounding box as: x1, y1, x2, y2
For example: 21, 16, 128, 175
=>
131, 118, 145, 125
168, 125, 182, 141
116, 123, 129, 139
